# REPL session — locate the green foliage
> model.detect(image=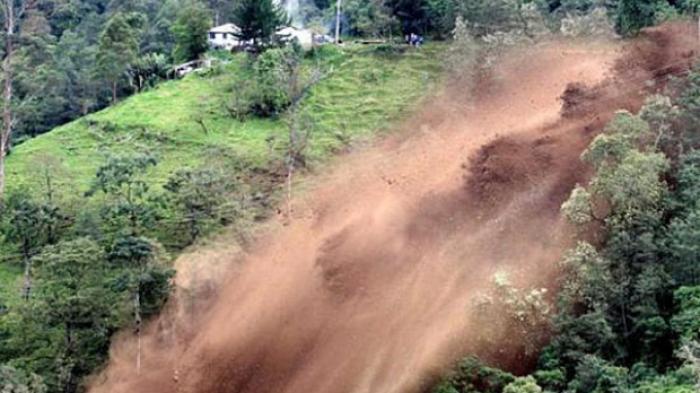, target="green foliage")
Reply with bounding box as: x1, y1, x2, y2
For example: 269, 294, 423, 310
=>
171, 1, 212, 62
1, 192, 51, 262
562, 185, 594, 225
88, 153, 158, 236
503, 376, 542, 393
127, 53, 170, 92
568, 355, 631, 393
343, 0, 398, 37
231, 0, 288, 48
593, 149, 668, 222
96, 12, 142, 101
425, 0, 459, 37
671, 287, 700, 341
667, 209, 700, 285
163, 167, 235, 245
674, 151, 700, 212
30, 238, 119, 392
615, 0, 663, 35
251, 47, 299, 117
678, 0, 700, 13
108, 235, 173, 319
583, 112, 668, 224
0, 364, 47, 393
434, 357, 515, 393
